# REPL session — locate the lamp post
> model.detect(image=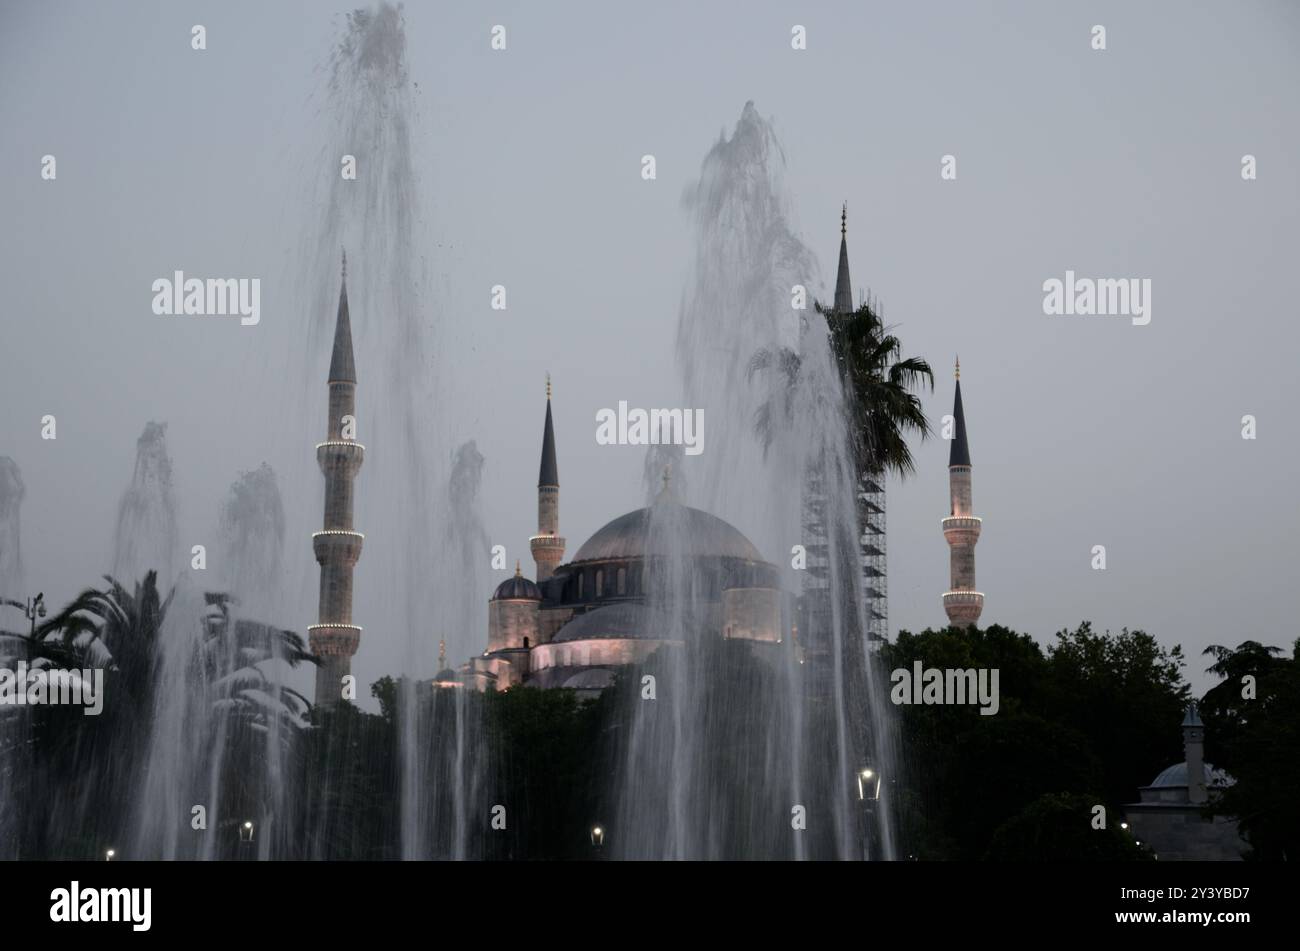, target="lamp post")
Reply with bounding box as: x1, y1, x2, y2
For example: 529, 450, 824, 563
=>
857, 766, 881, 861
238, 820, 255, 860
104, 848, 116, 861
590, 824, 605, 858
